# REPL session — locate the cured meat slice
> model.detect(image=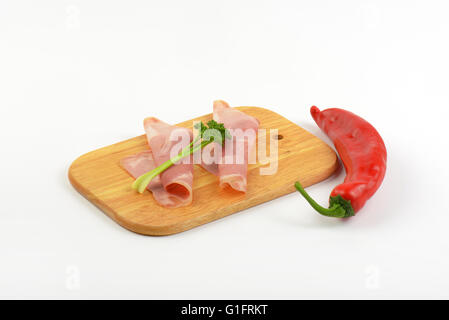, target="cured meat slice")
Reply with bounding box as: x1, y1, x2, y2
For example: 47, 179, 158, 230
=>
208, 100, 259, 192
121, 118, 193, 208
144, 117, 193, 206
120, 151, 186, 207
